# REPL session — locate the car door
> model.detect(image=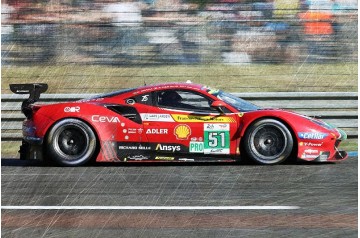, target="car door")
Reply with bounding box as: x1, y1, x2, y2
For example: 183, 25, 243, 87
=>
142, 89, 240, 159
111, 91, 155, 161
